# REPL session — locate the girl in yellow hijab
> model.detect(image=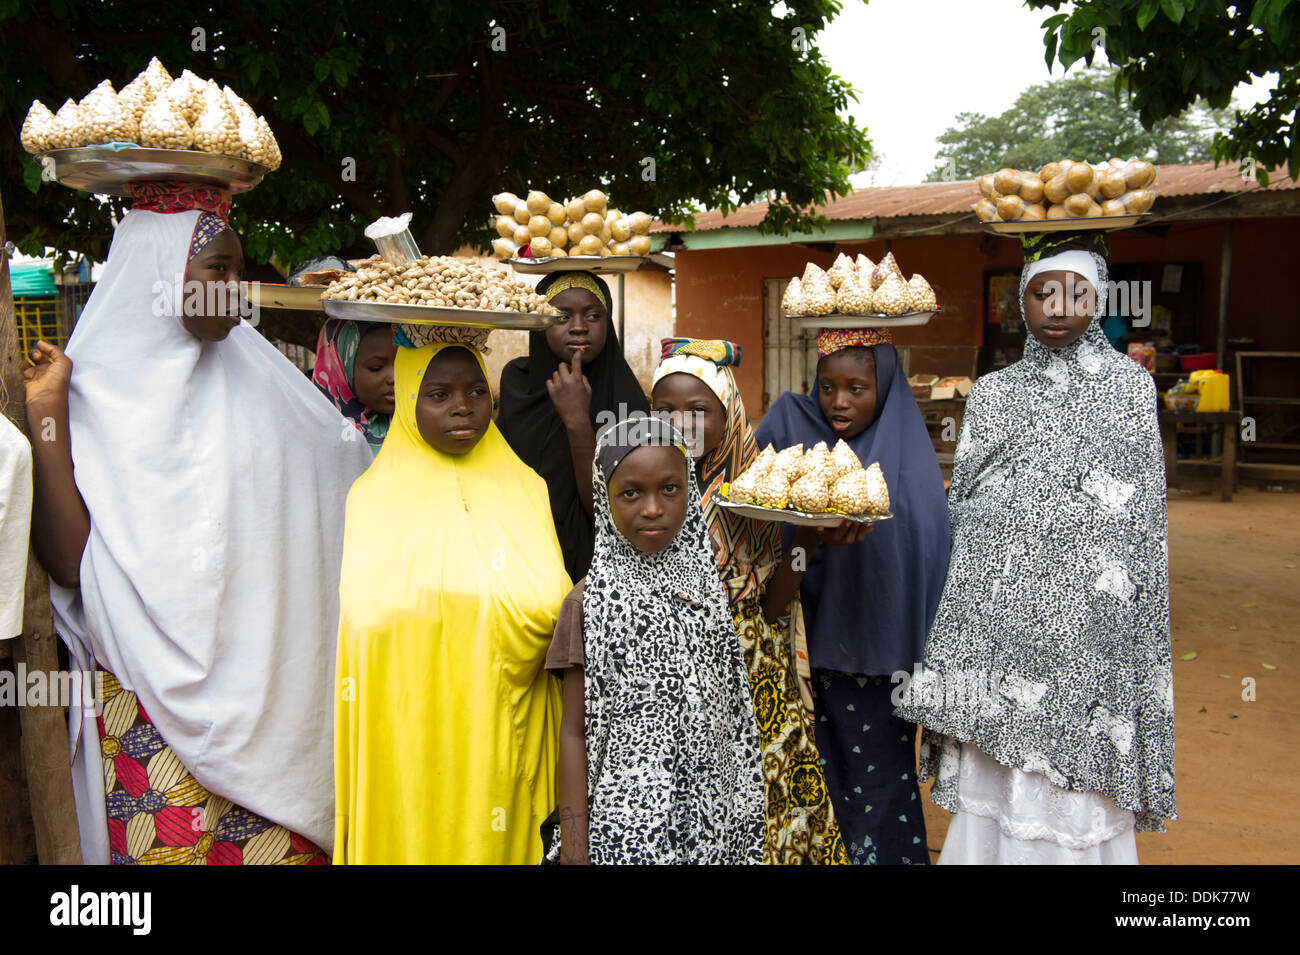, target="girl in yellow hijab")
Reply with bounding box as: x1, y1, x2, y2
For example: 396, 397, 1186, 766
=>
334, 325, 571, 864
